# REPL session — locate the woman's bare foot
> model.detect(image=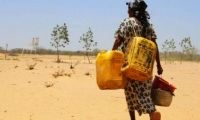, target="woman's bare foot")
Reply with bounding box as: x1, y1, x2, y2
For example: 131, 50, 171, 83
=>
150, 111, 161, 120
